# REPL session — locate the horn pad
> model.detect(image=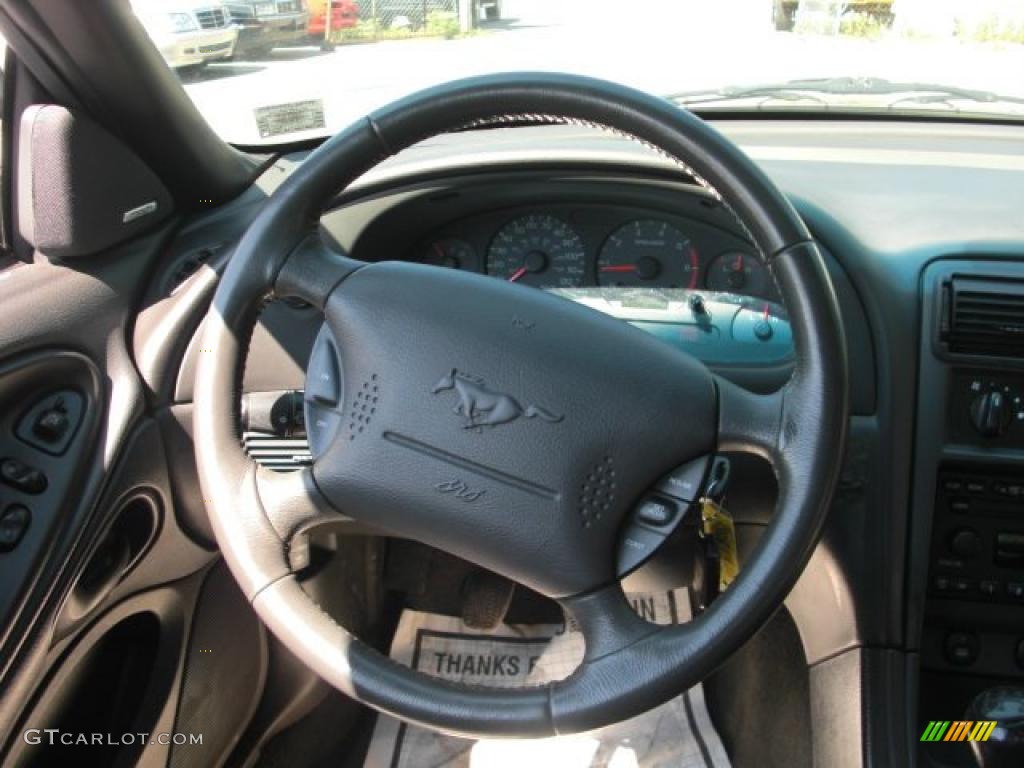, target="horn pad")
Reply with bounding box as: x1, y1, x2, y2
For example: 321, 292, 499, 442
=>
311, 261, 716, 597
